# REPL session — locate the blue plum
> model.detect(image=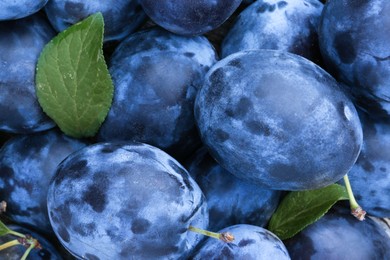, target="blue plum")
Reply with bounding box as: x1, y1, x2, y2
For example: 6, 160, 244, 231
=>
346, 112, 390, 218
186, 147, 281, 231
284, 205, 390, 259
98, 28, 217, 160
192, 224, 290, 259
0, 130, 88, 234
0, 0, 48, 21
47, 142, 208, 259
0, 13, 56, 134
319, 0, 390, 119
45, 0, 146, 42
195, 50, 363, 190
221, 0, 323, 64
139, 0, 242, 36
0, 224, 62, 260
